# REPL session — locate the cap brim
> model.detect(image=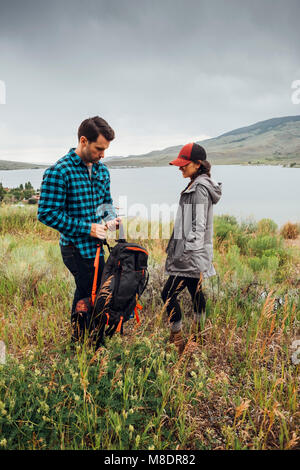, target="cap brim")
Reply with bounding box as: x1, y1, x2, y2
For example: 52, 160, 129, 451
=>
169, 157, 190, 166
